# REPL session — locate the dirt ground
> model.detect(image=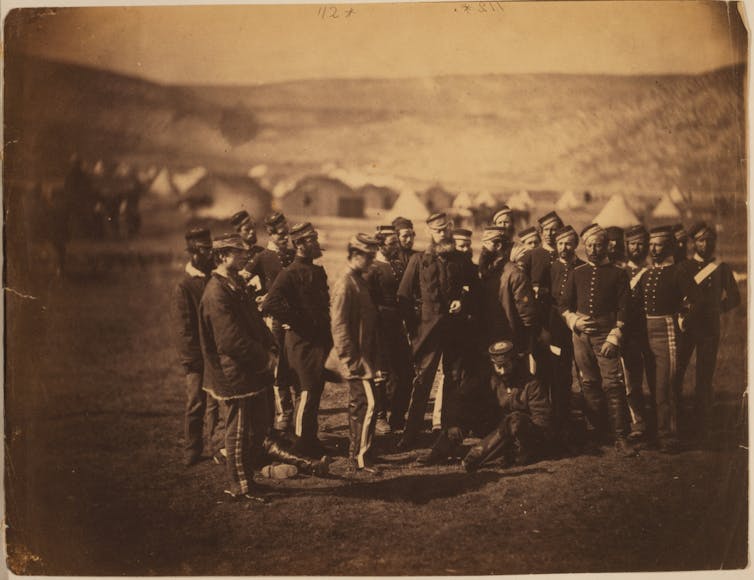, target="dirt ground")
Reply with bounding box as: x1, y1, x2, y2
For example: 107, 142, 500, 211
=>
5, 214, 749, 575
